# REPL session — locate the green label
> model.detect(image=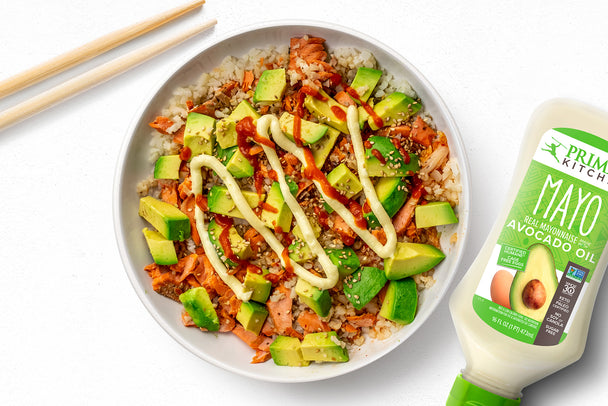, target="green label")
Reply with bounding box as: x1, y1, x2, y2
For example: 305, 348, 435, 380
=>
473, 128, 608, 346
